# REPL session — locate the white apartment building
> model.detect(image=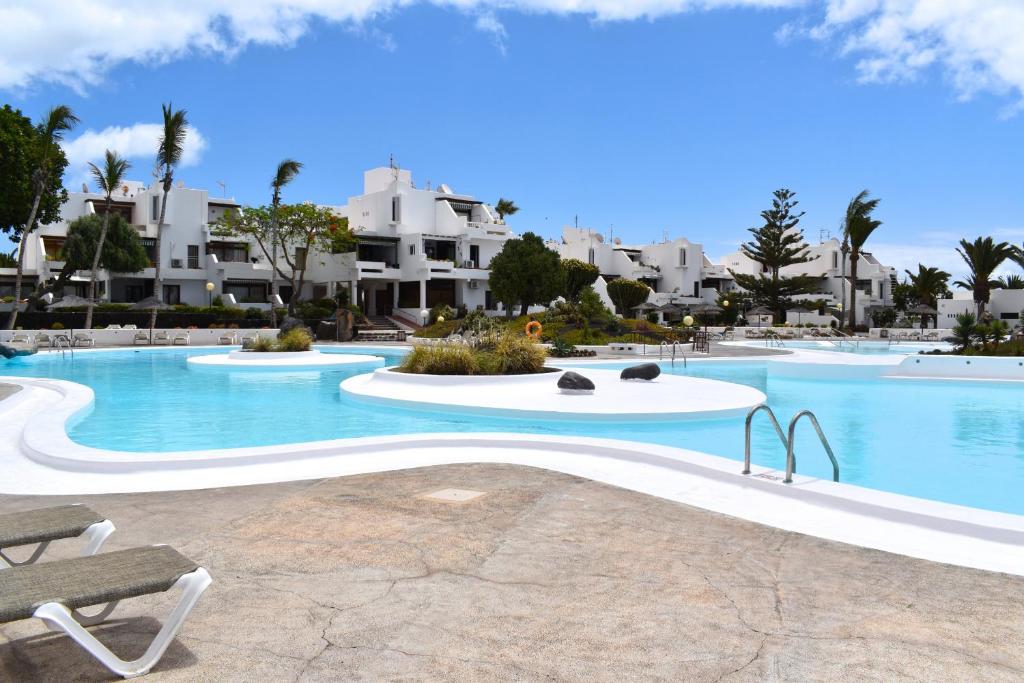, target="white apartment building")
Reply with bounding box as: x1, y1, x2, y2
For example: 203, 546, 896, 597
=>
9, 167, 515, 318
8, 180, 277, 308
552, 227, 895, 323
306, 166, 513, 323
938, 289, 1024, 325
720, 237, 896, 324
